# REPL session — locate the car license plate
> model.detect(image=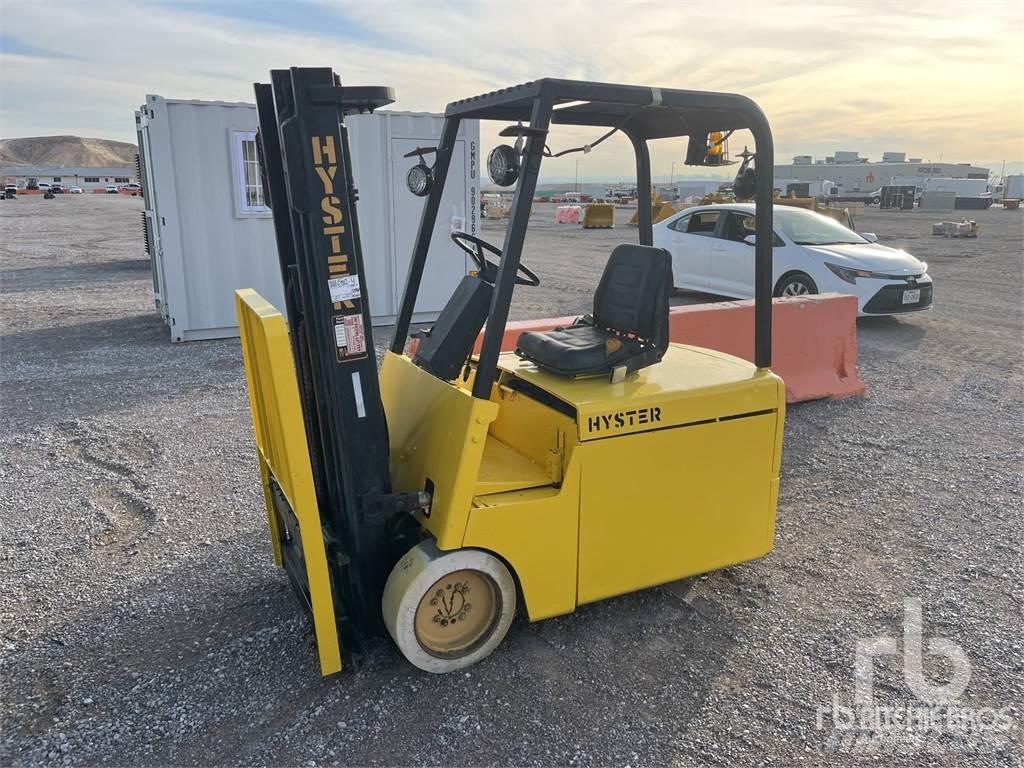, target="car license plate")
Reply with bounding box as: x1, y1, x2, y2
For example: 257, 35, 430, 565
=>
902, 288, 921, 304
